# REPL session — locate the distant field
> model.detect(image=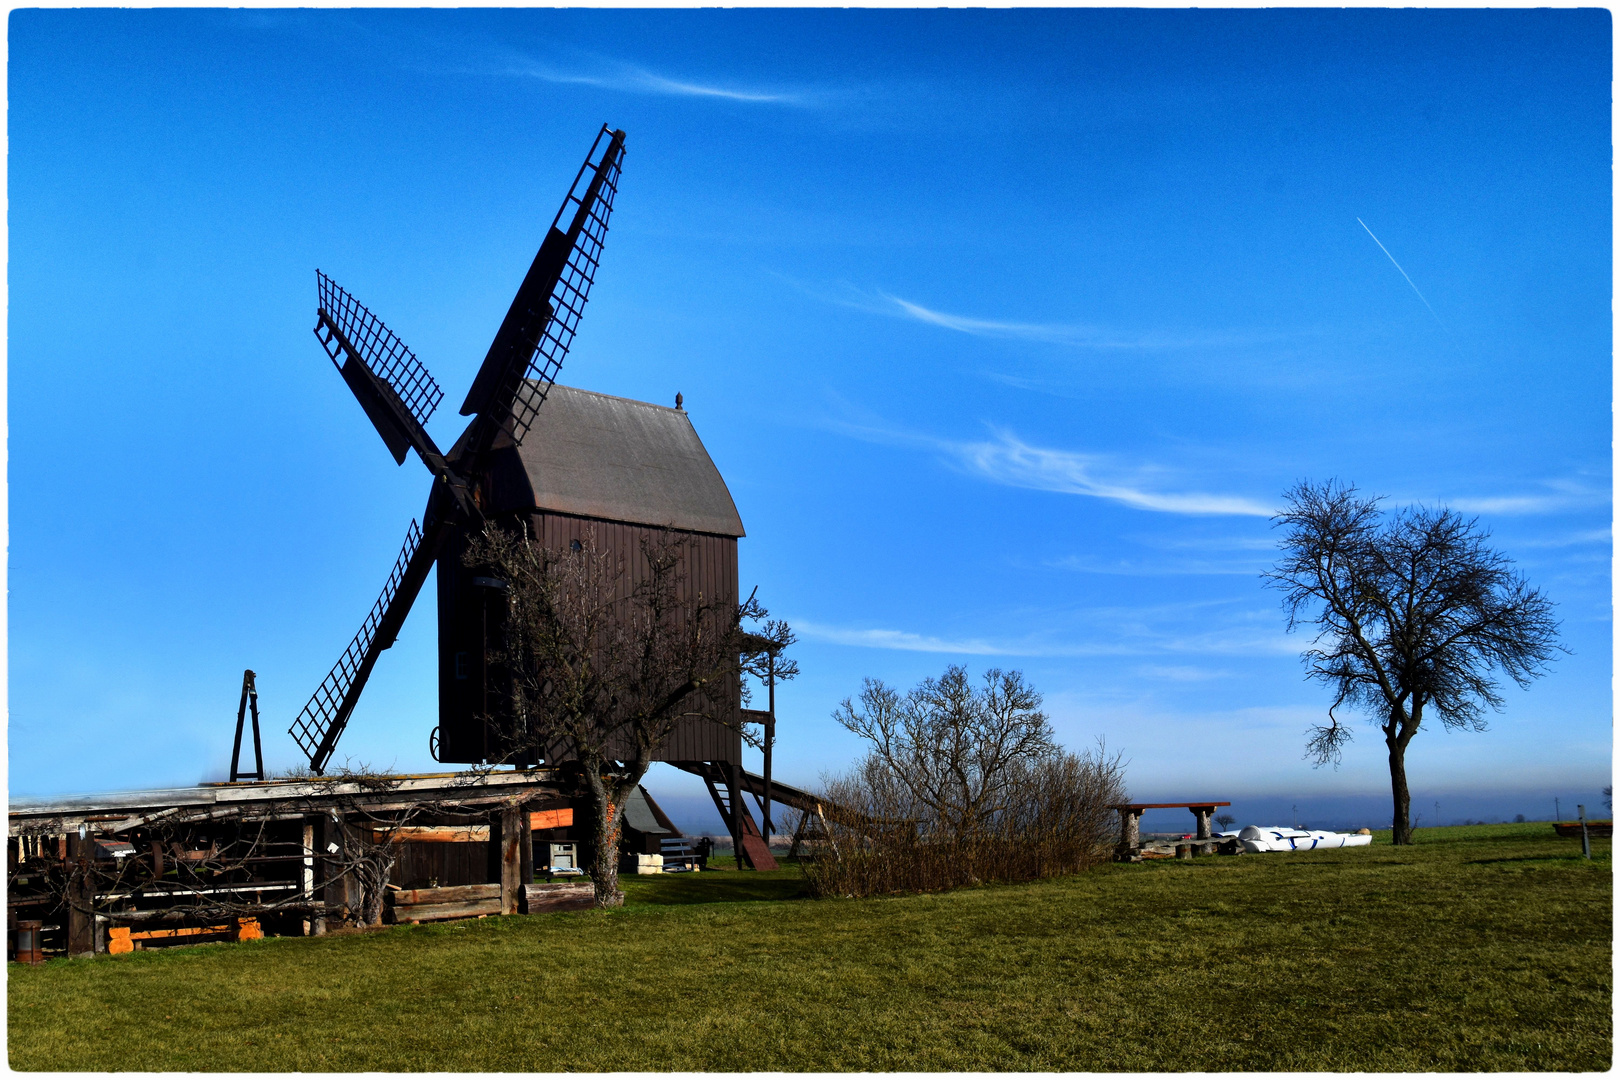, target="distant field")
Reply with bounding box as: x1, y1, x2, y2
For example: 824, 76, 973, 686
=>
8, 823, 1610, 1071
